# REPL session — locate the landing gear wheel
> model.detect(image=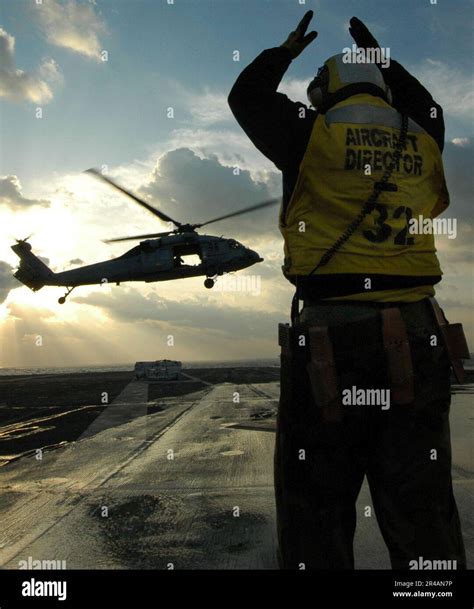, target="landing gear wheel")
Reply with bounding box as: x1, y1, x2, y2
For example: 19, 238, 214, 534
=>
204, 278, 214, 289
58, 286, 75, 304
